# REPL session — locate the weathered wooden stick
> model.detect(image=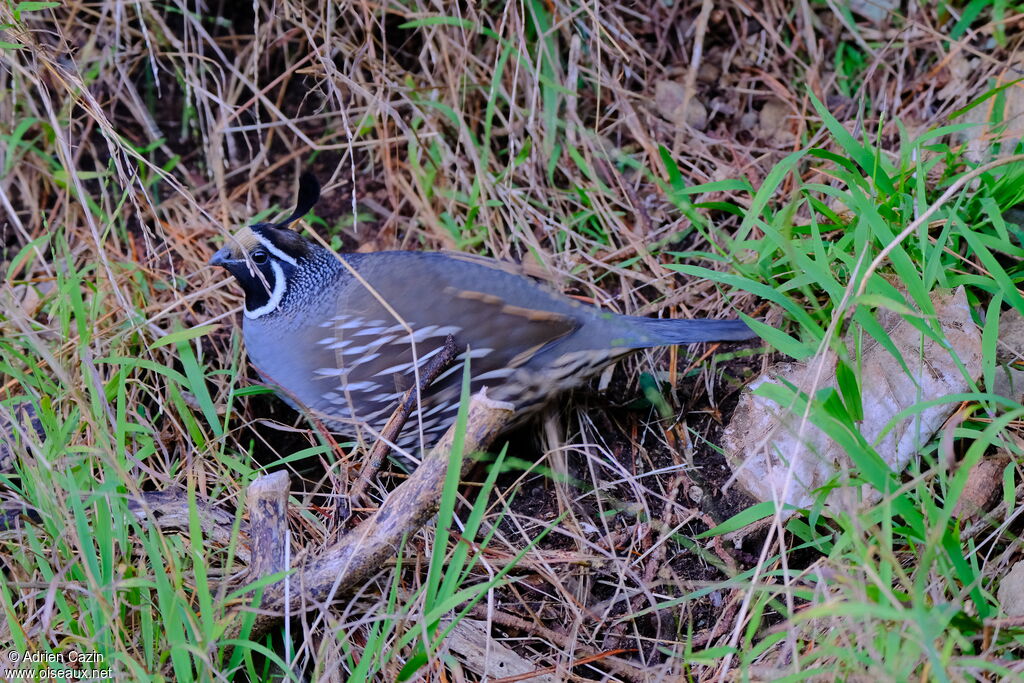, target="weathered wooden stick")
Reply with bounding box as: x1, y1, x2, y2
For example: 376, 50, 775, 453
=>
239, 390, 513, 639
126, 488, 252, 564
245, 470, 291, 581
